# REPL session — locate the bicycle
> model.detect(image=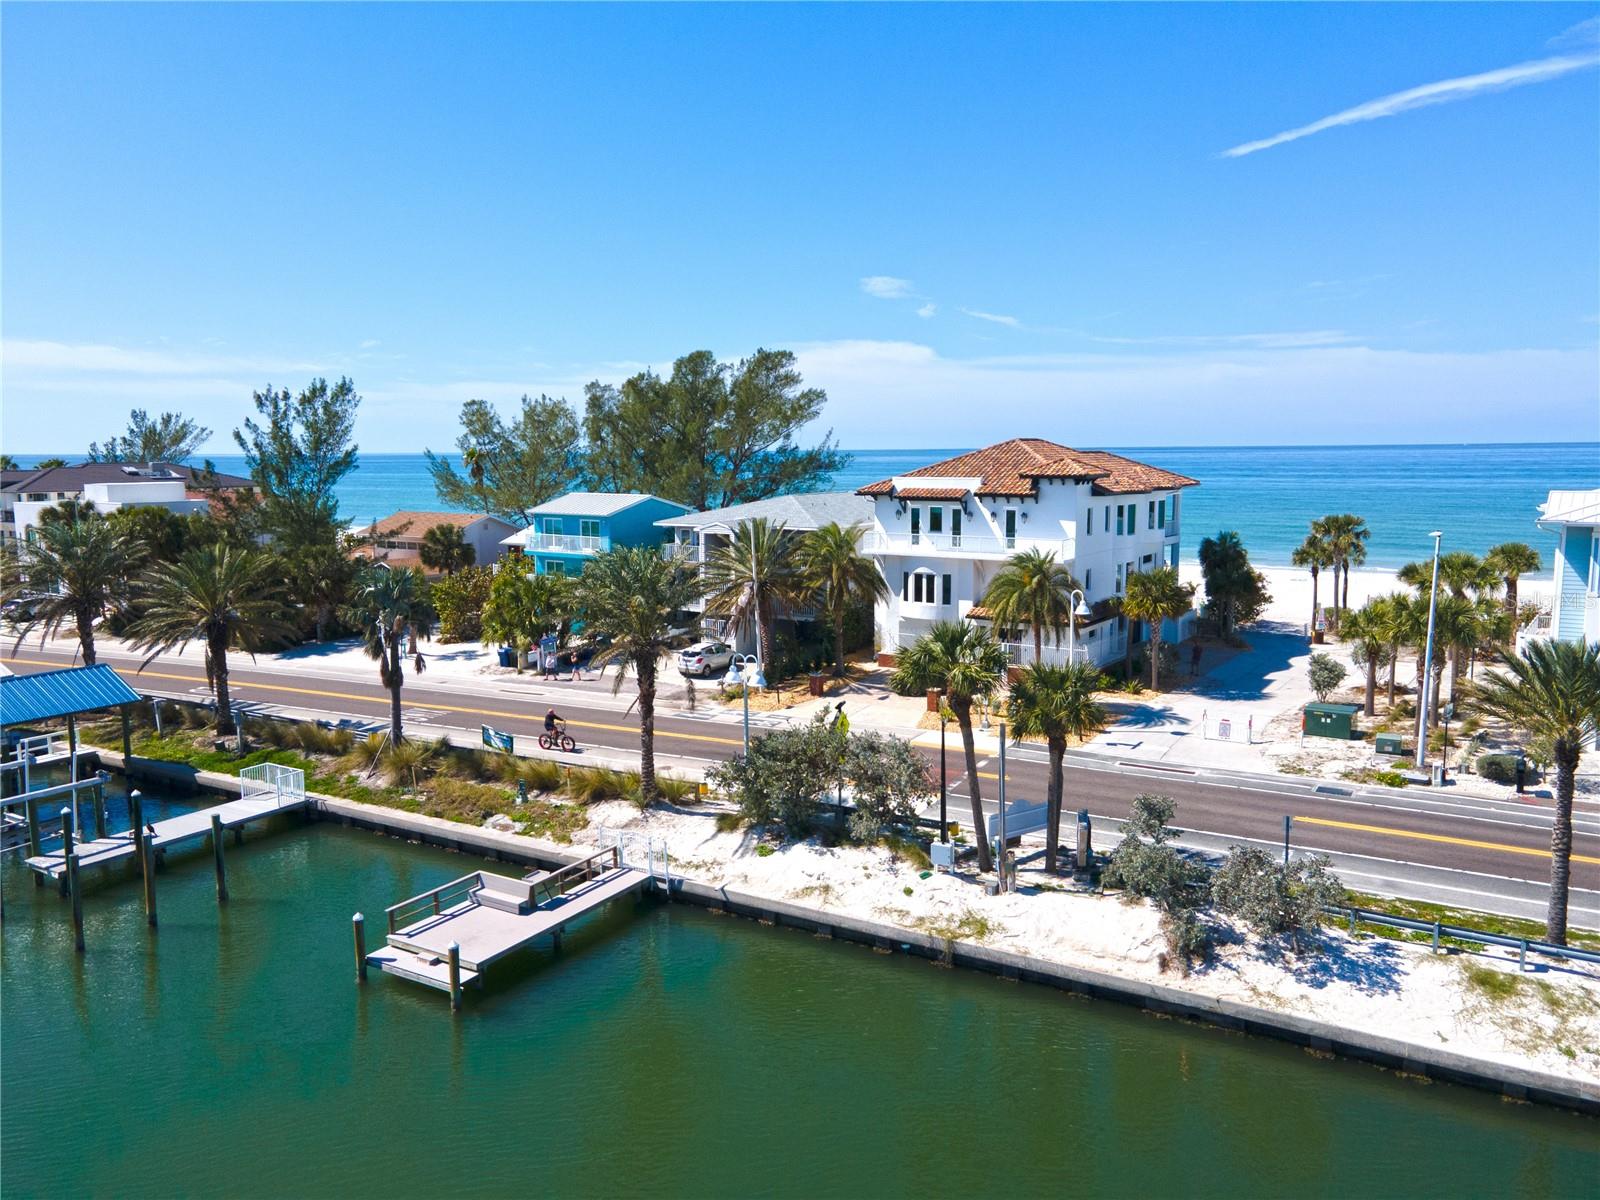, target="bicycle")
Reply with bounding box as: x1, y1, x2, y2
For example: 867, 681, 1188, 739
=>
538, 728, 576, 753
